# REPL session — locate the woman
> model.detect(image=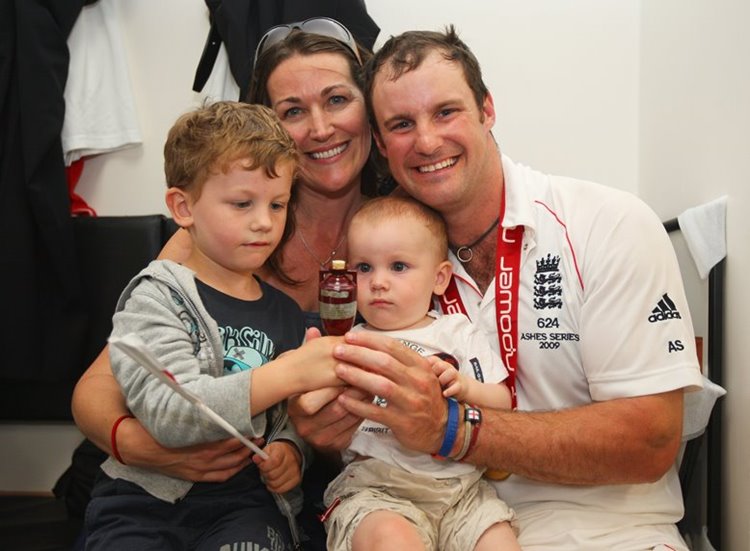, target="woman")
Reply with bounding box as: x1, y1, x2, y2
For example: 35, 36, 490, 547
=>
249, 19, 383, 320
71, 18, 380, 550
